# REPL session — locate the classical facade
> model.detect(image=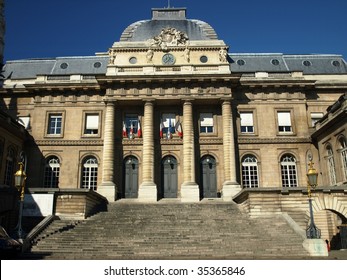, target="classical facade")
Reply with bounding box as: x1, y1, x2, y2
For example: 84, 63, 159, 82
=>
1, 7, 347, 241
